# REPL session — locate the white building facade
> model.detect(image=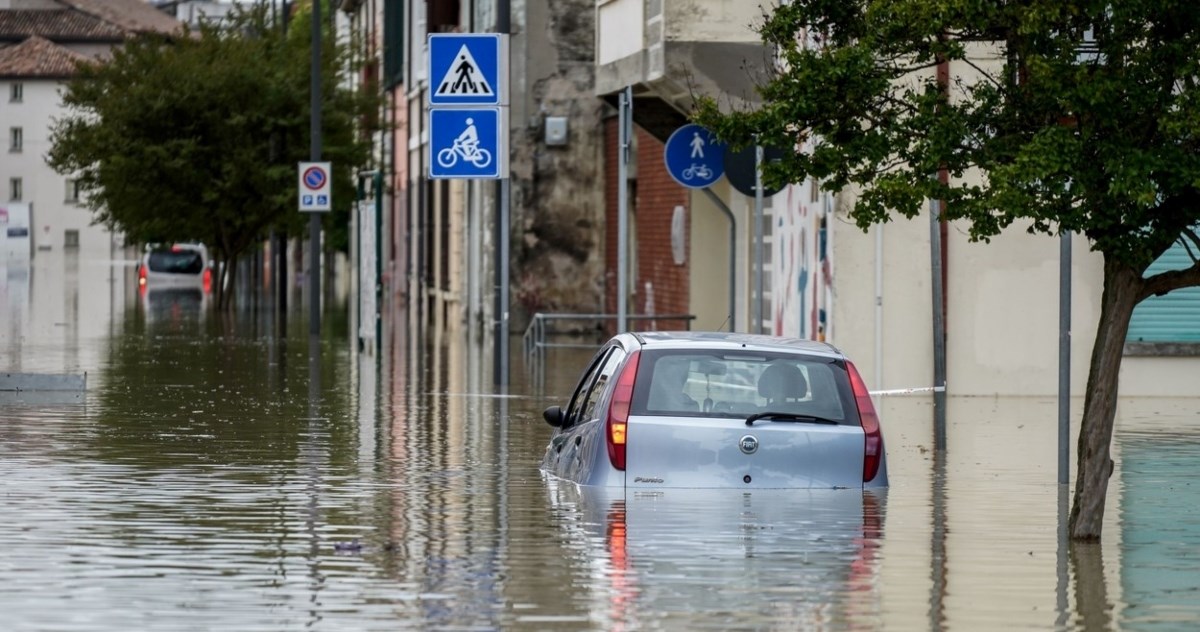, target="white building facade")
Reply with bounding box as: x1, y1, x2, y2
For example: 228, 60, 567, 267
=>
0, 0, 182, 260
